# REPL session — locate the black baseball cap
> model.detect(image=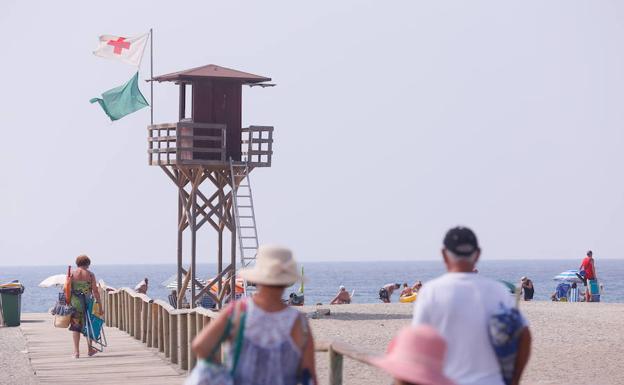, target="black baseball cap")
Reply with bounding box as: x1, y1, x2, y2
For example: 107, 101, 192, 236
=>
443, 226, 480, 257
